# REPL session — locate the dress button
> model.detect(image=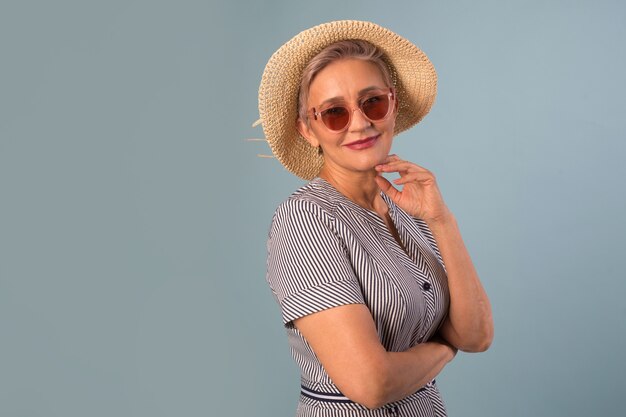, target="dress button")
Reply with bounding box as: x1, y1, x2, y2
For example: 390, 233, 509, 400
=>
422, 282, 431, 291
